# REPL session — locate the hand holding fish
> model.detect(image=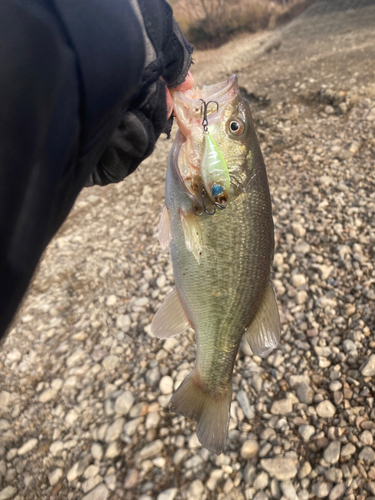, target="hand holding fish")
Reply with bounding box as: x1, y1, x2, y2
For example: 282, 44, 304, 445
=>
152, 75, 281, 455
